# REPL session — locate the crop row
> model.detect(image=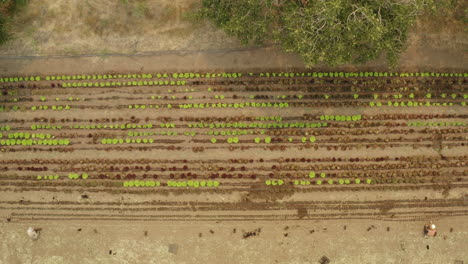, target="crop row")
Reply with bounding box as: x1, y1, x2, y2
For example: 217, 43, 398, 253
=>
60, 80, 188, 88
2, 132, 52, 139
2, 71, 467, 83
188, 122, 327, 129
288, 179, 373, 185
369, 101, 464, 107
0, 139, 70, 146
122, 180, 222, 188
407, 121, 466, 127
141, 102, 290, 109
101, 138, 155, 144
3, 93, 468, 106
5, 99, 465, 113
